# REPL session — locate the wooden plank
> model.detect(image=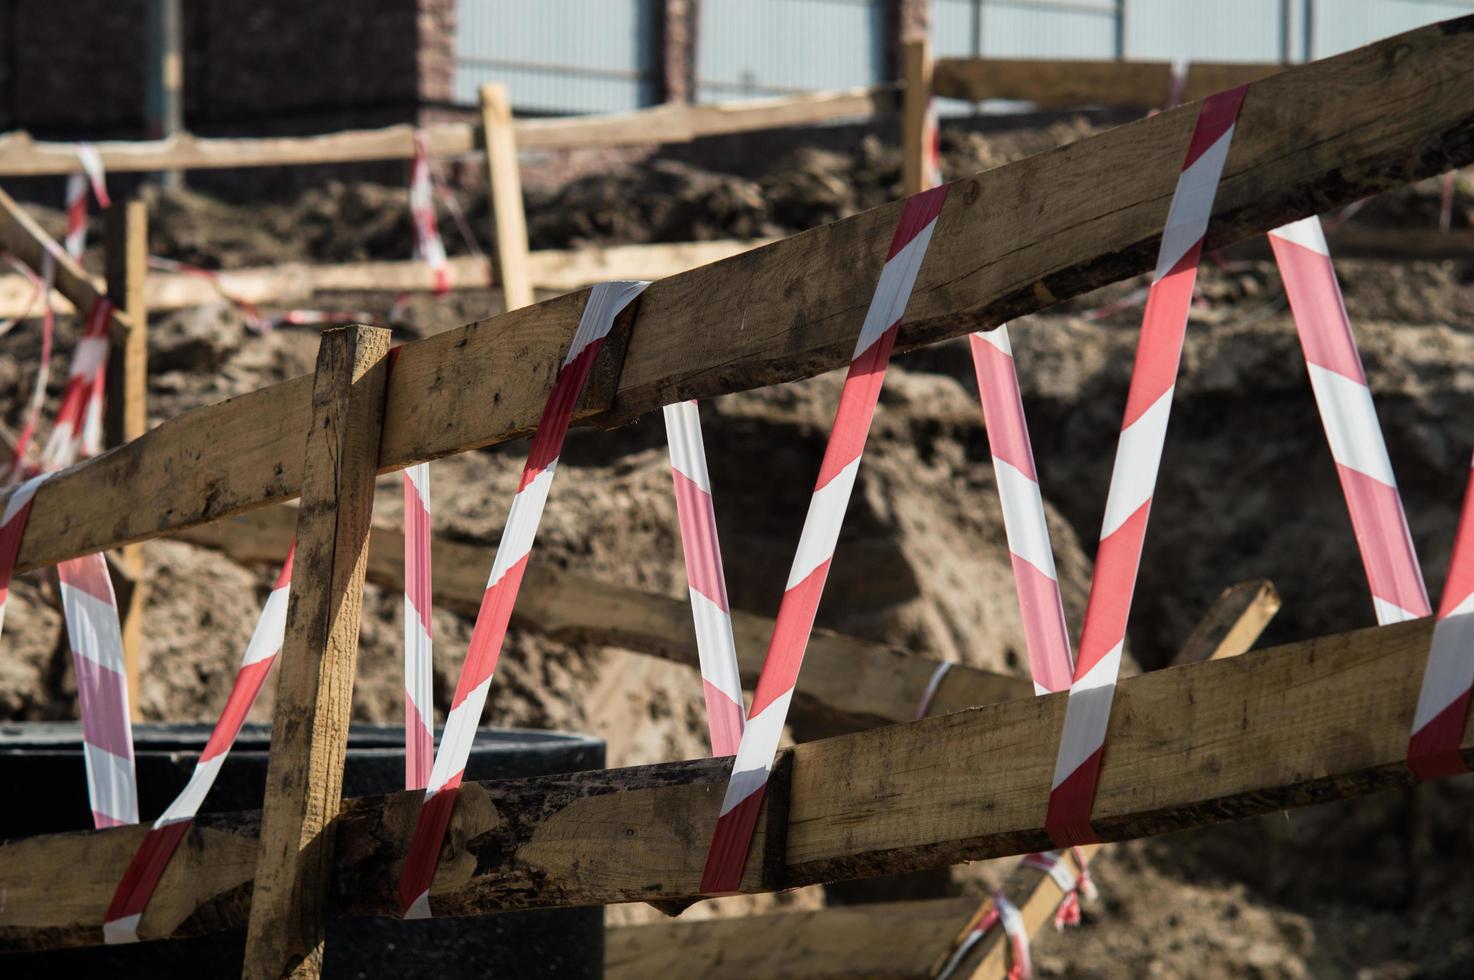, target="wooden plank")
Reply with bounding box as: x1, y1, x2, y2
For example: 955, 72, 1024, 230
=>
168, 504, 1031, 738
103, 199, 150, 721
480, 83, 535, 312
242, 325, 391, 979
1170, 579, 1281, 667
11, 18, 1474, 576
605, 896, 978, 980
933, 57, 1282, 107
602, 581, 1280, 980
0, 184, 132, 342
0, 614, 1463, 951
902, 37, 933, 196
0, 87, 899, 178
